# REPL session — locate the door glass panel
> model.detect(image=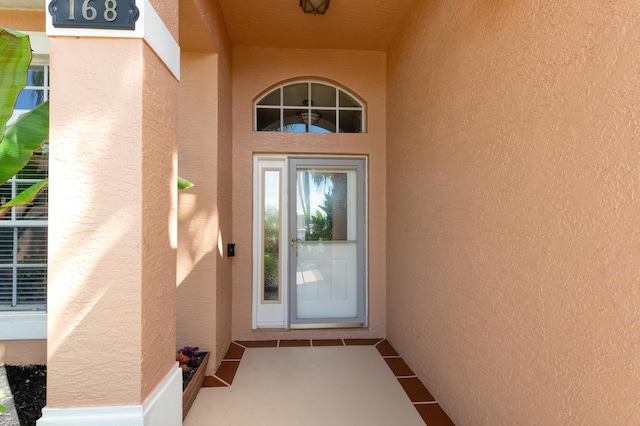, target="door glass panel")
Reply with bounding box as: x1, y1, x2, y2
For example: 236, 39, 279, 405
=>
296, 171, 351, 241
293, 167, 359, 320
